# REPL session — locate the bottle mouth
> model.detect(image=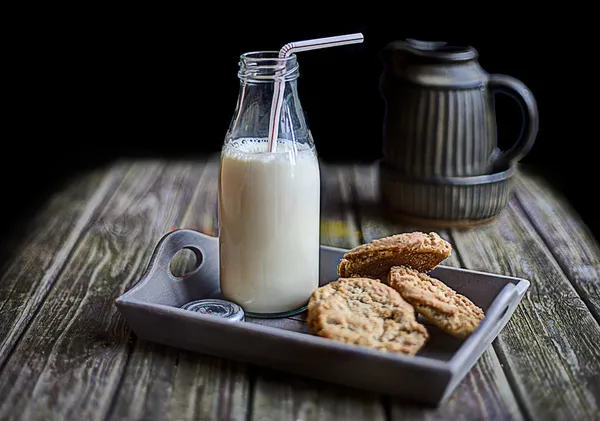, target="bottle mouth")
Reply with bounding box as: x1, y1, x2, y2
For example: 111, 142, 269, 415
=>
239, 51, 300, 82
240, 51, 297, 61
